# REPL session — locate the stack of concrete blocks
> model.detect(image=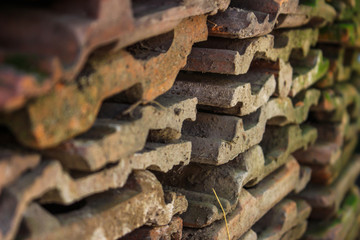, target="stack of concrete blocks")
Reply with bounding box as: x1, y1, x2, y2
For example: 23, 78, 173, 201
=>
0, 0, 360, 240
